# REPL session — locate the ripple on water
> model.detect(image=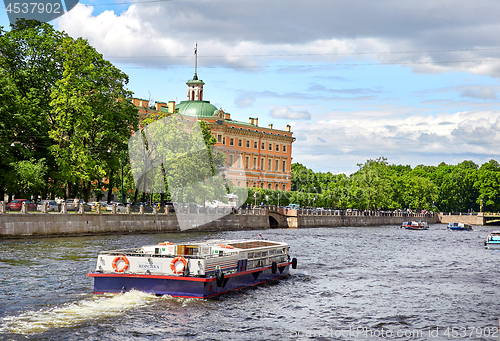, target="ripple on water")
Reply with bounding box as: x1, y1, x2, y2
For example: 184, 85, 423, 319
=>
0, 226, 499, 340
